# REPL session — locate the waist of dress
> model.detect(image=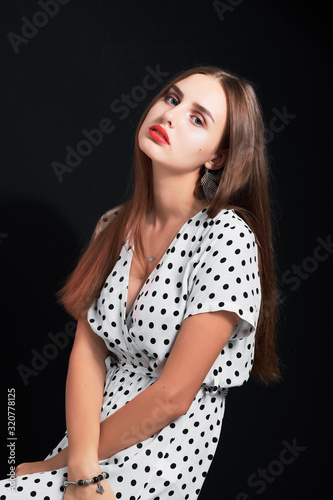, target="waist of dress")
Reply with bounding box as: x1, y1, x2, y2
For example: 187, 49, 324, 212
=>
105, 355, 159, 379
